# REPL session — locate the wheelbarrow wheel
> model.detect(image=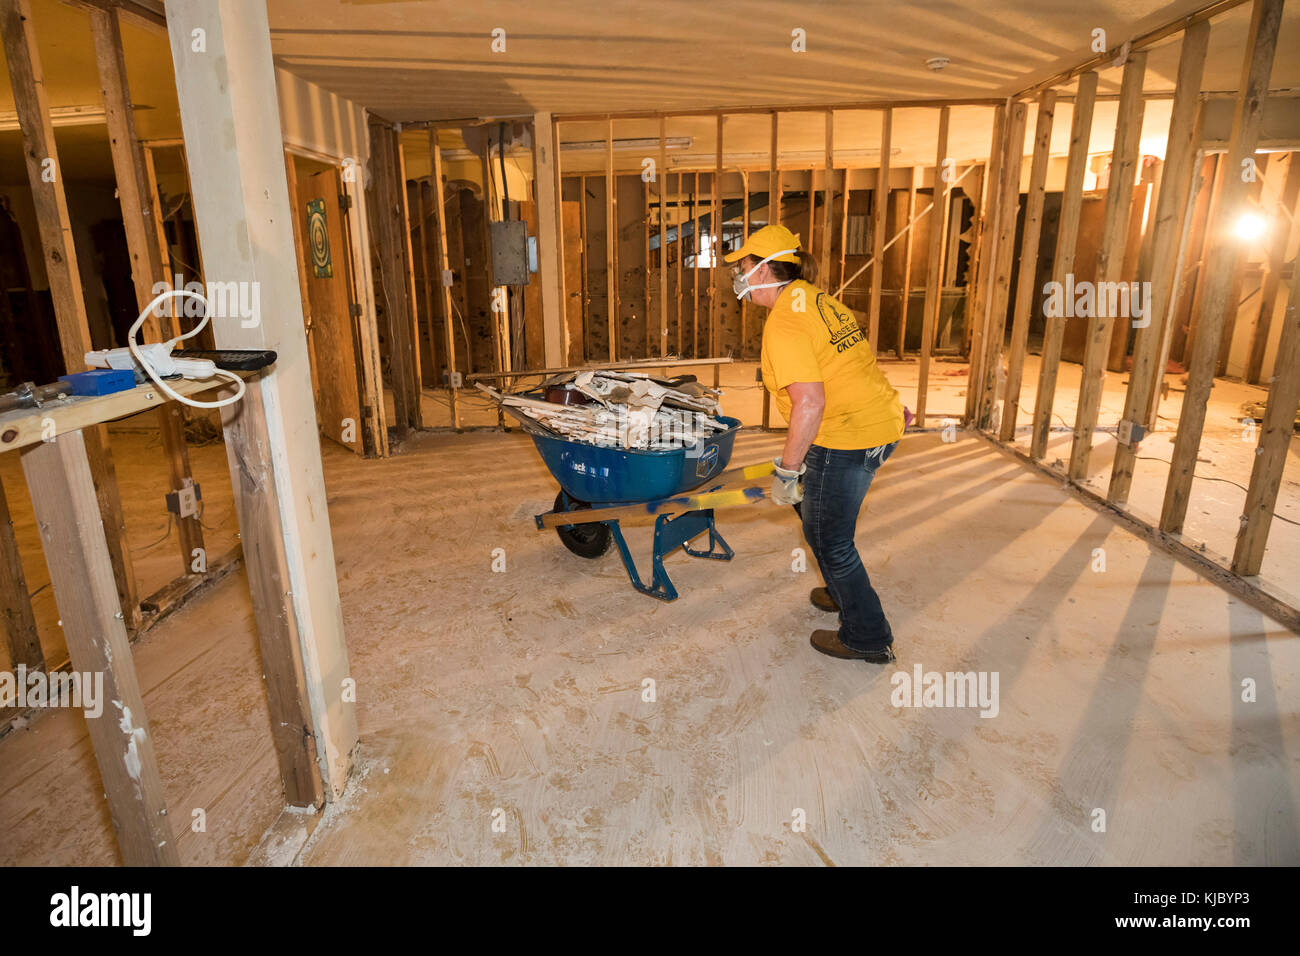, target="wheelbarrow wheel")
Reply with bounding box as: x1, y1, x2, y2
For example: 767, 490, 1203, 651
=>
553, 491, 613, 559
